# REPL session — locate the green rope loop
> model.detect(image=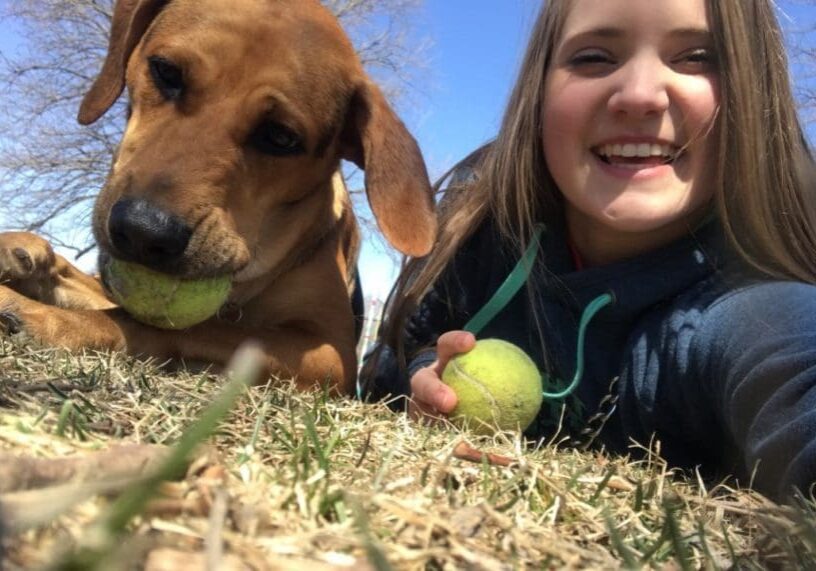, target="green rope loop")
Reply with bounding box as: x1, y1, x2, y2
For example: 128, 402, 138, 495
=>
463, 225, 613, 400
464, 226, 545, 336
542, 293, 613, 398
